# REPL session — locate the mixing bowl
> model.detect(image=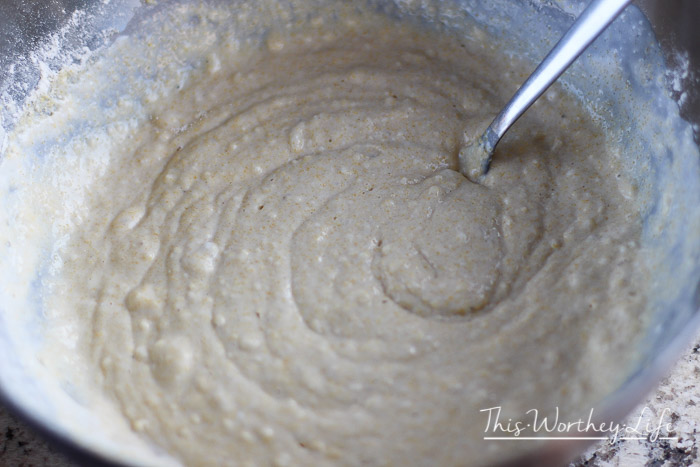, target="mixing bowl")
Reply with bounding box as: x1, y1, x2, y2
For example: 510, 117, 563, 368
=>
0, 0, 698, 465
